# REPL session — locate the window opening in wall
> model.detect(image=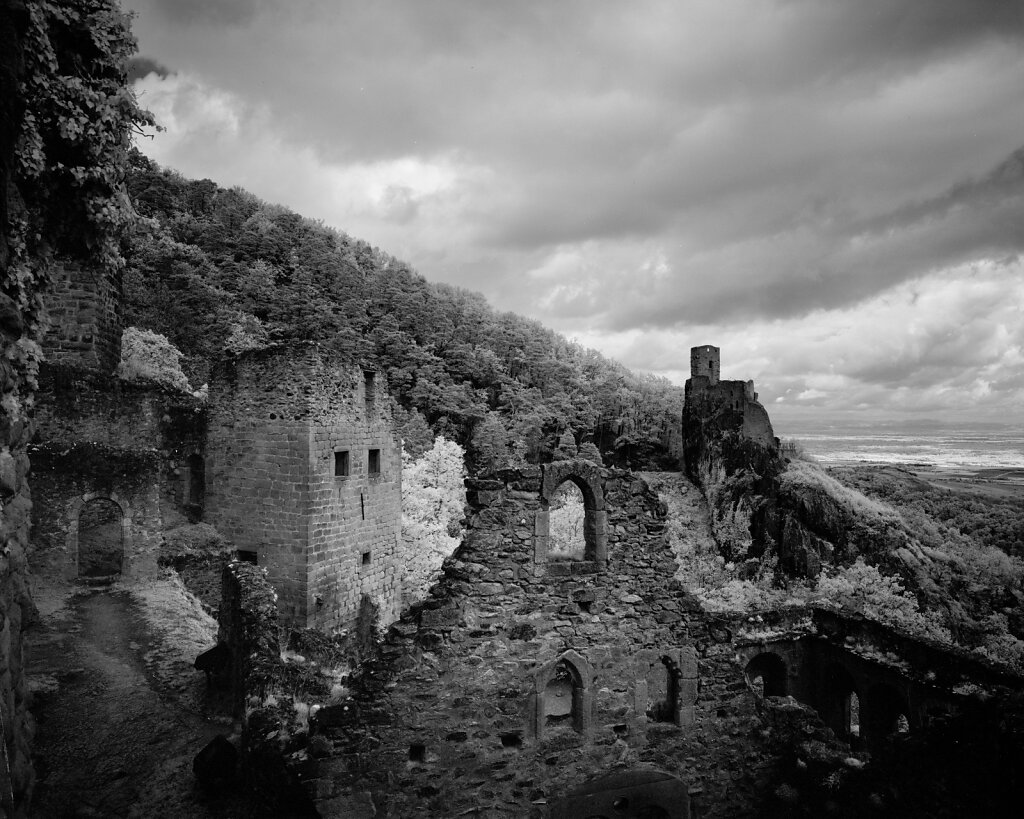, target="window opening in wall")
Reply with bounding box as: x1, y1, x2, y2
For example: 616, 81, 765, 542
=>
540, 659, 581, 728
544, 664, 575, 727
78, 498, 123, 578
408, 743, 426, 763
368, 448, 381, 475
500, 732, 523, 749
846, 691, 861, 737
237, 550, 258, 565
334, 450, 350, 477
186, 453, 205, 516
647, 656, 680, 724
364, 371, 376, 415
361, 551, 371, 567
896, 713, 910, 734
360, 492, 365, 520
548, 481, 586, 560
